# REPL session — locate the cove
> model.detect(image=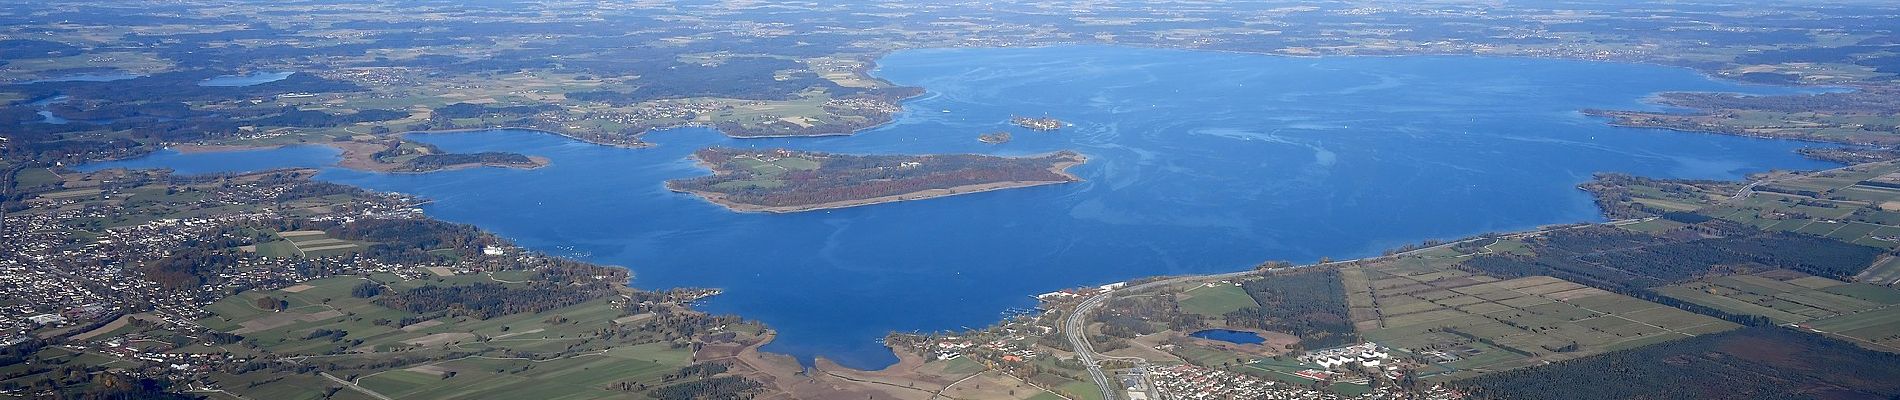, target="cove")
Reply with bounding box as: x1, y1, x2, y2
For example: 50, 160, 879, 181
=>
80, 45, 1842, 370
